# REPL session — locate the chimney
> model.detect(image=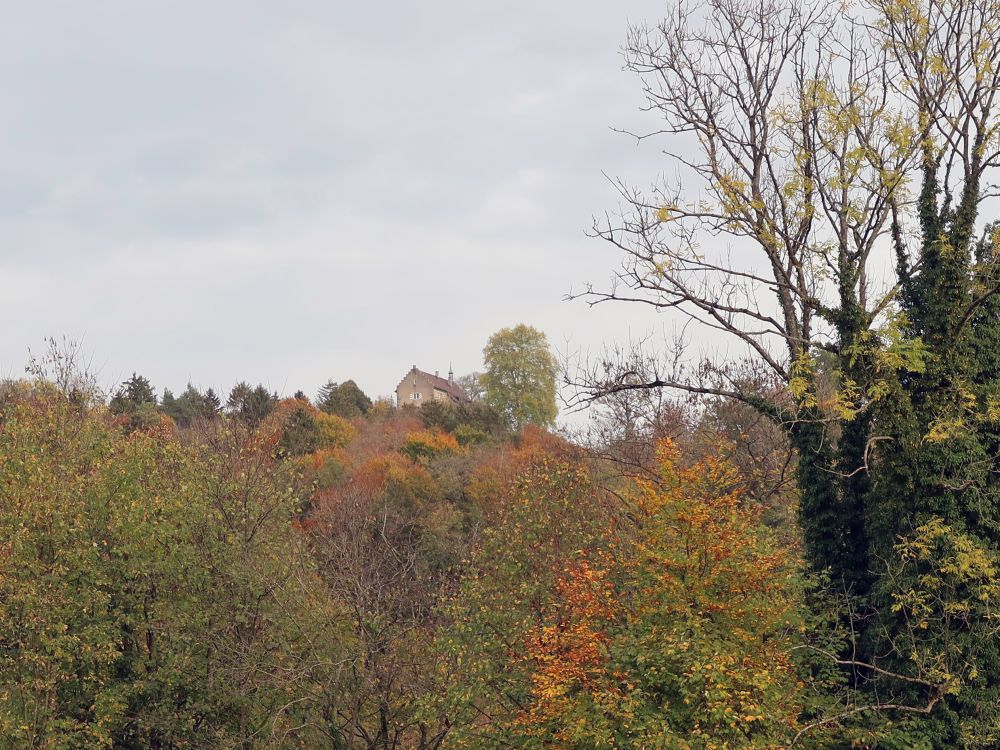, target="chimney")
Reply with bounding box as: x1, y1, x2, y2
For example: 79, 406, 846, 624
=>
448, 364, 454, 384
435, 370, 439, 377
